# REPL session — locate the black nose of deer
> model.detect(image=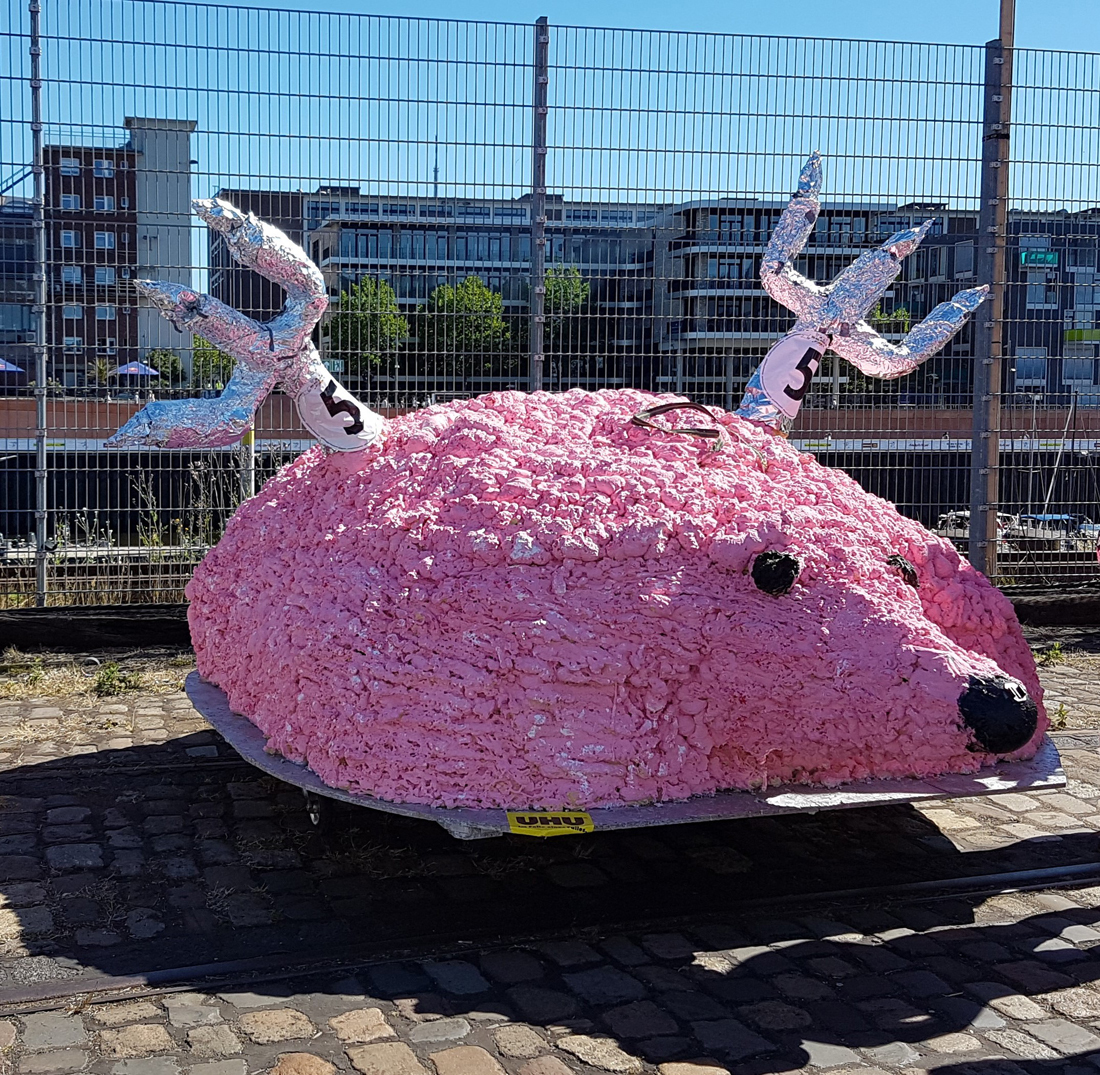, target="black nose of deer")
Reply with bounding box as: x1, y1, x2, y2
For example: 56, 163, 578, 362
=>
958, 674, 1039, 754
